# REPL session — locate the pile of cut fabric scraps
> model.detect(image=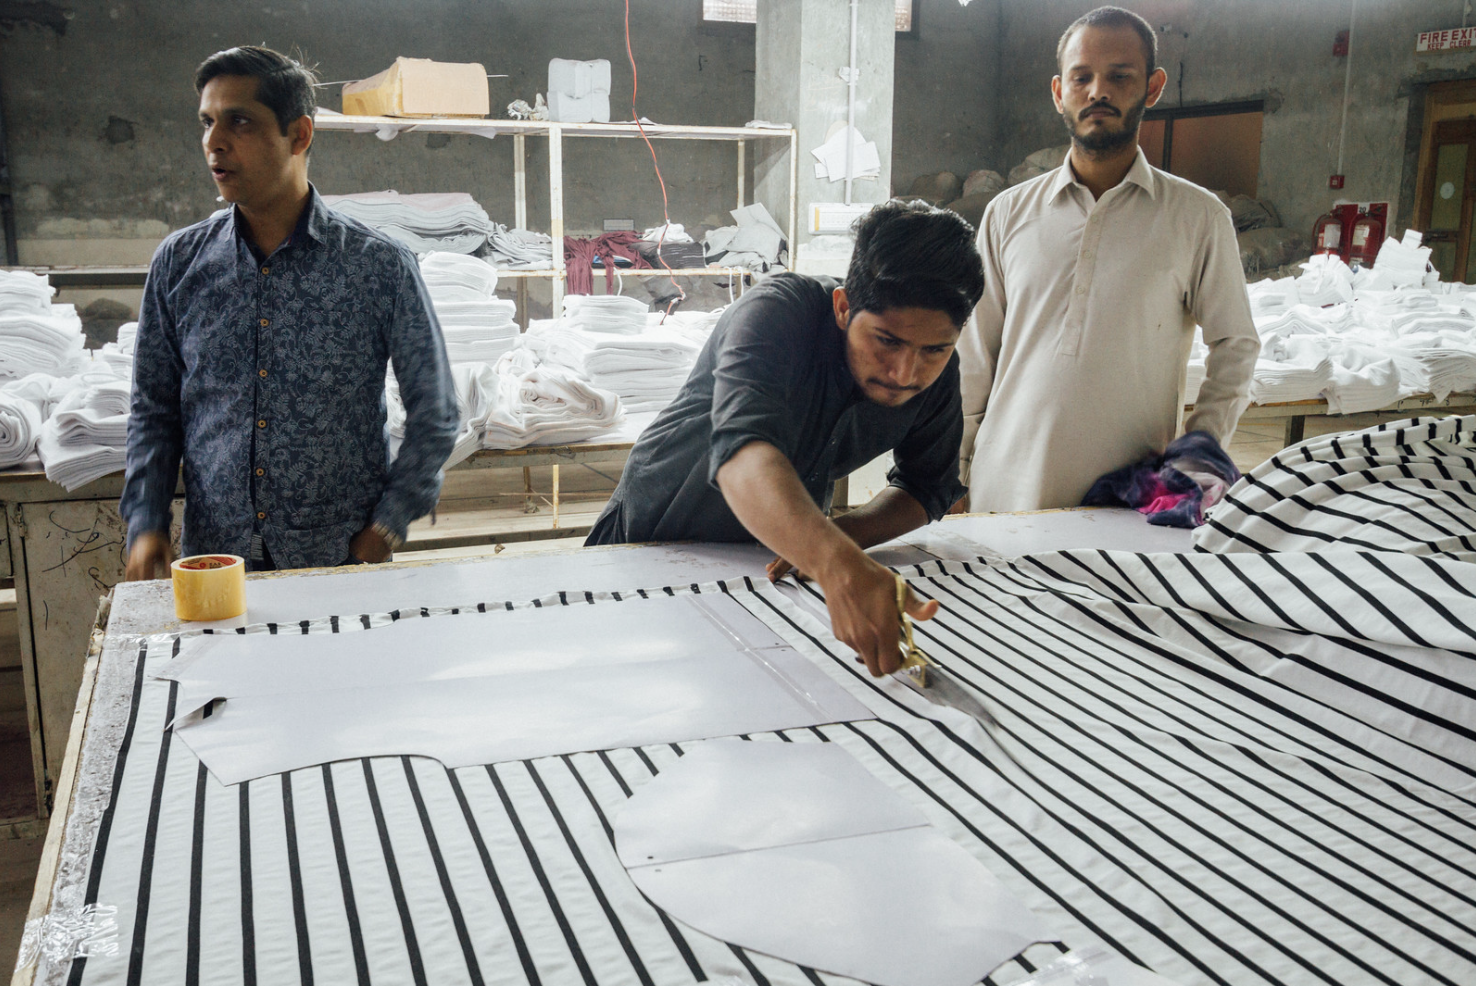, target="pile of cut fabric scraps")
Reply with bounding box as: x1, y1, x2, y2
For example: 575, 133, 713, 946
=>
1186, 231, 1476, 412
1081, 430, 1240, 528
322, 190, 495, 255
704, 204, 787, 272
